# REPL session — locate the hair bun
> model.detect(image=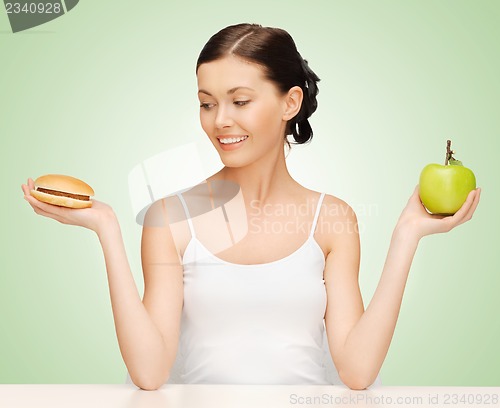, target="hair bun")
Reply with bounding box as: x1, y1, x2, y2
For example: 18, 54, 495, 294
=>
288, 57, 320, 145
